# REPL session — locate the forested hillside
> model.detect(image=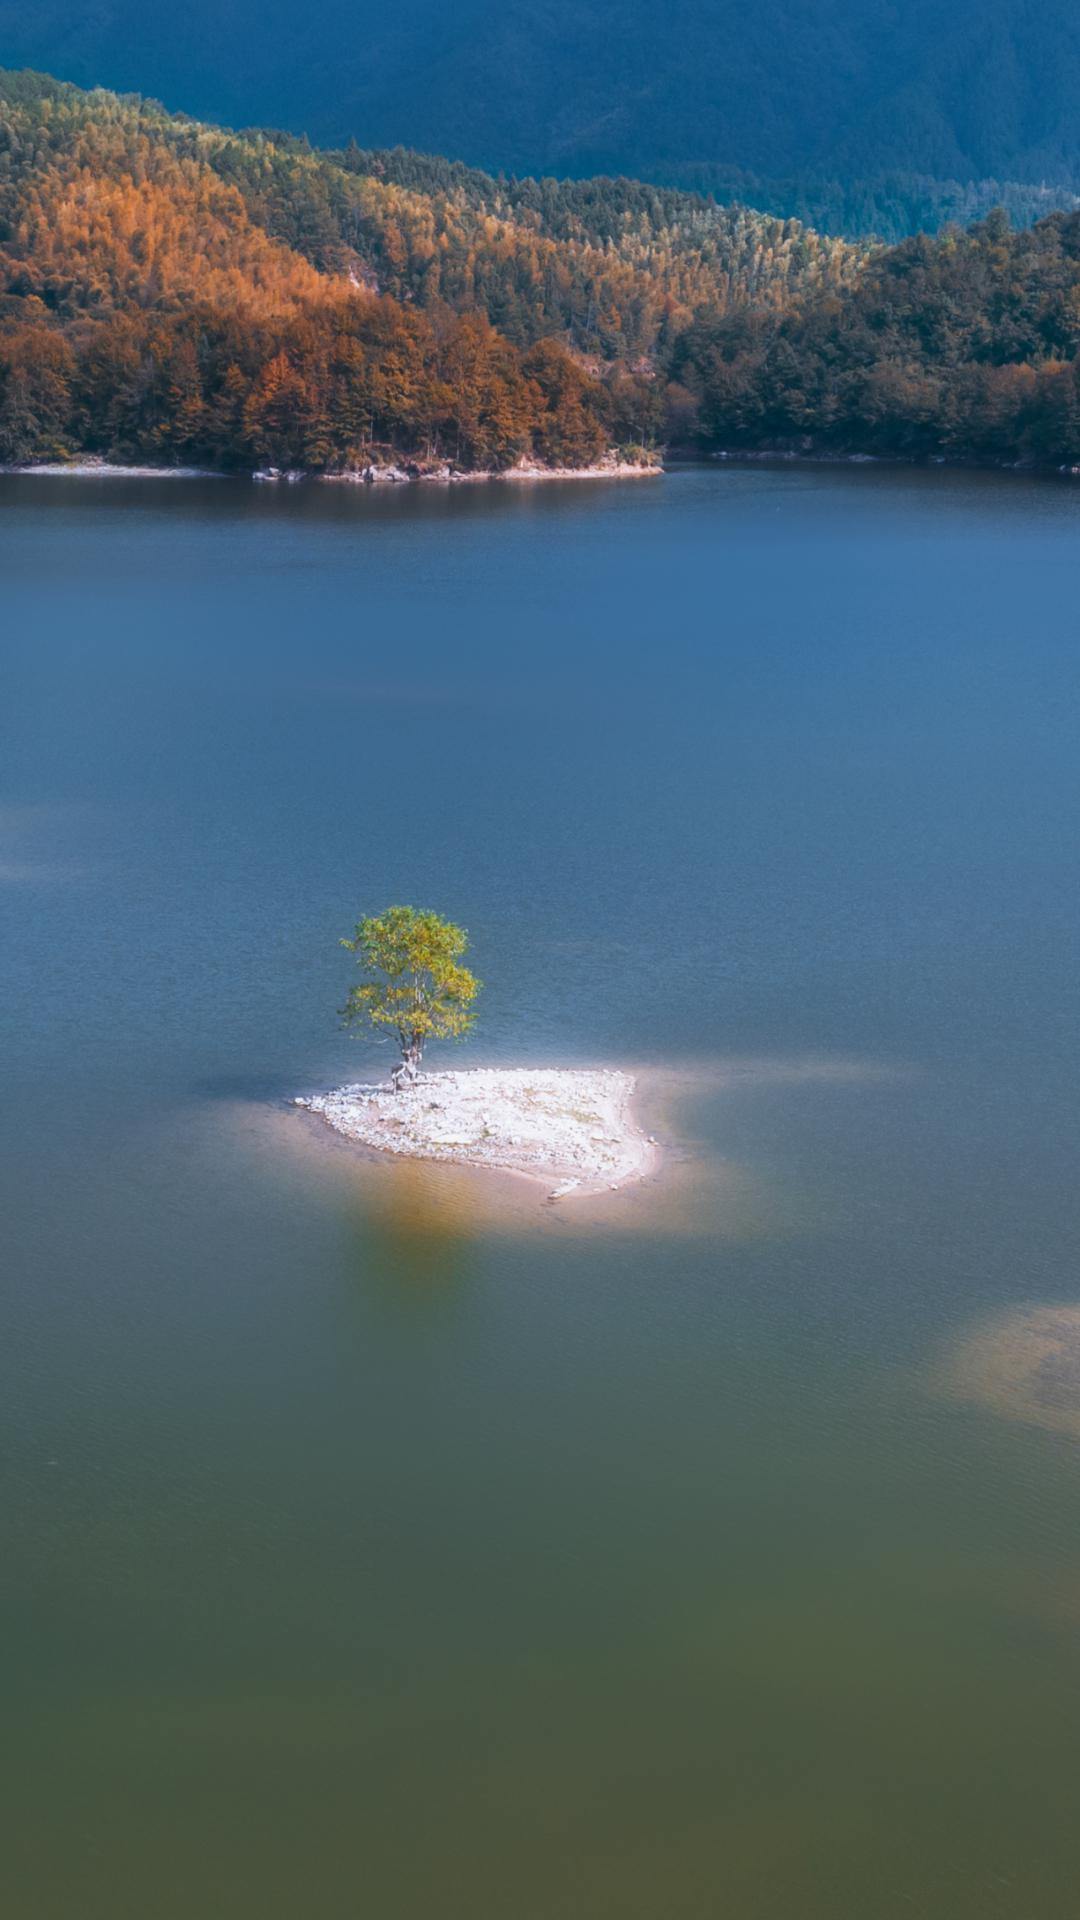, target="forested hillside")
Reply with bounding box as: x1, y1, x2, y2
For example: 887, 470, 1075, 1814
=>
0, 79, 608, 470
0, 71, 857, 359
661, 170, 1080, 249
5, 0, 1080, 237
5, 70, 1080, 473
672, 213, 1080, 467
0, 69, 858, 471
